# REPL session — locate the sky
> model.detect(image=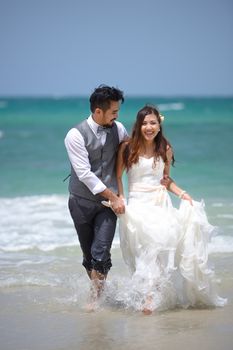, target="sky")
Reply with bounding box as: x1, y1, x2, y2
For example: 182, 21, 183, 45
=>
0, 0, 232, 97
